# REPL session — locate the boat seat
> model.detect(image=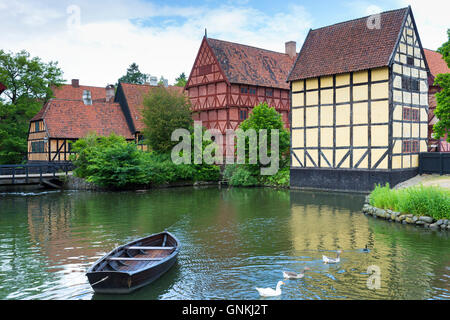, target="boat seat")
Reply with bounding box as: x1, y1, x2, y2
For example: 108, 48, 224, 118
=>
126, 246, 174, 250
108, 257, 164, 261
